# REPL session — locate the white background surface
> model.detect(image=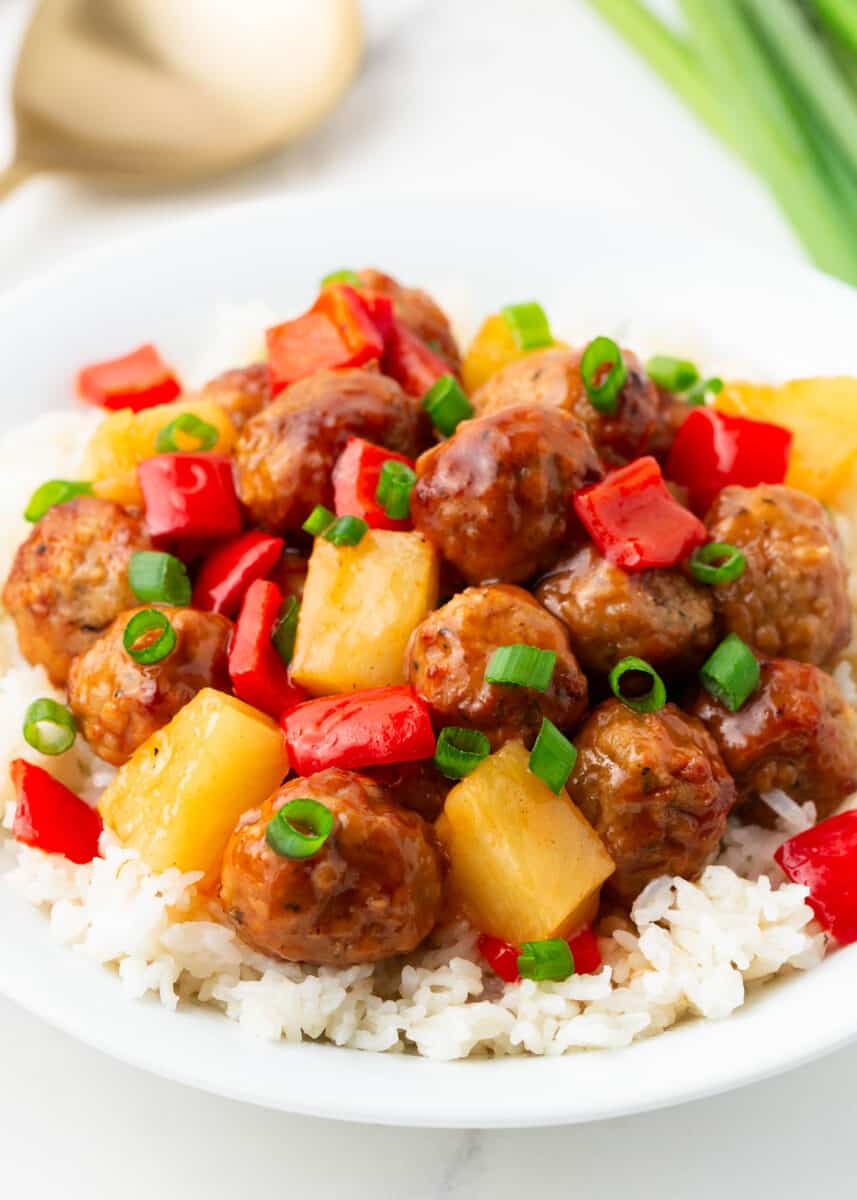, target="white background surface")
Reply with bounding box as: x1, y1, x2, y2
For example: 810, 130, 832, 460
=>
0, 0, 854, 1195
